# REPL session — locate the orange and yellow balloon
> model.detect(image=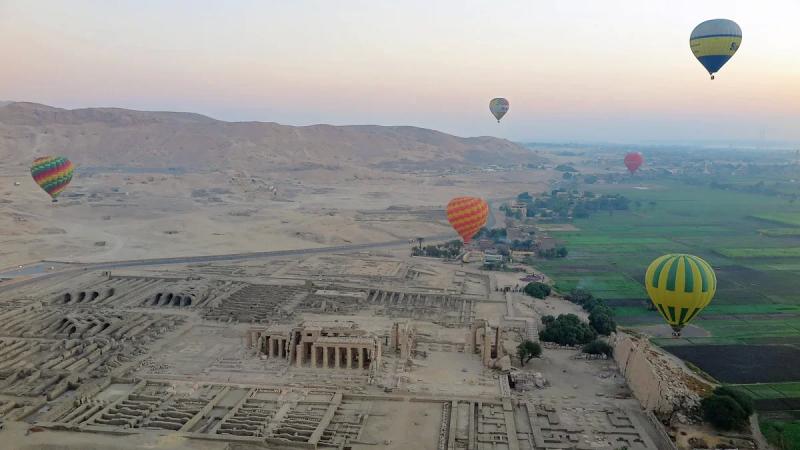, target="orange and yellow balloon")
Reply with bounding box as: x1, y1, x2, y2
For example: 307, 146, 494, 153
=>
446, 197, 489, 243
